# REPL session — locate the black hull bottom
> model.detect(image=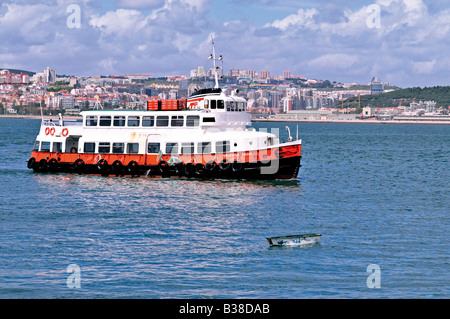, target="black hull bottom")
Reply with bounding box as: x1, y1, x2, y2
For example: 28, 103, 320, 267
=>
30, 156, 301, 180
